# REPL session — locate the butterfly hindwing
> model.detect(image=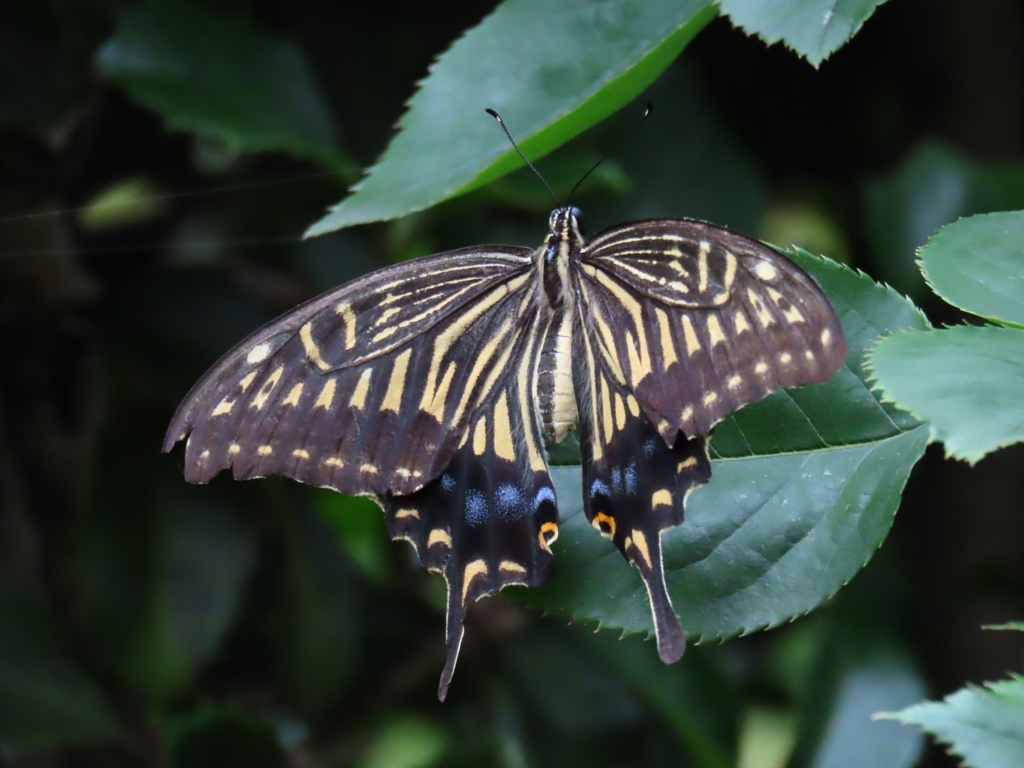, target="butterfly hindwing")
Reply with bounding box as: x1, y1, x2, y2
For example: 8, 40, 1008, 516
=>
380, 317, 558, 700
573, 315, 711, 662
164, 246, 535, 495
578, 219, 847, 439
